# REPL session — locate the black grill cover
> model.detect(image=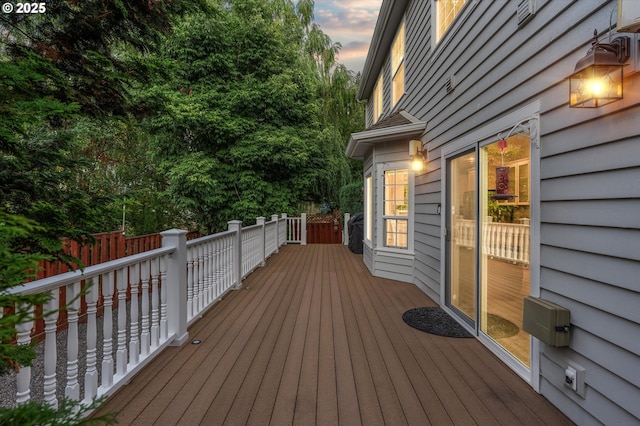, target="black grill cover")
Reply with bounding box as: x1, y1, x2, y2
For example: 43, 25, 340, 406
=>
348, 212, 364, 254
